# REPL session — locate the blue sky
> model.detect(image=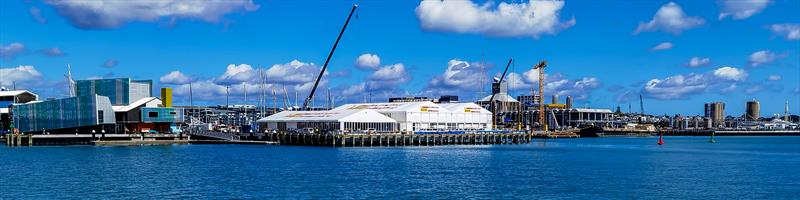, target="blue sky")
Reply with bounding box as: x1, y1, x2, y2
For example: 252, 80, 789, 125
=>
1, 0, 798, 117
